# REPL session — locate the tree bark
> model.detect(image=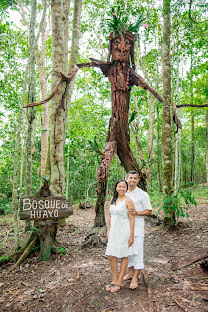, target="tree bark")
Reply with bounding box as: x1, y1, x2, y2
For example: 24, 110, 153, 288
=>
147, 93, 154, 186
94, 181, 107, 227
12, 0, 47, 250
156, 102, 162, 192
174, 62, 180, 192
50, 0, 68, 197
64, 0, 82, 198
25, 0, 37, 231
206, 110, 208, 185
36, 11, 49, 178
40, 0, 70, 261
162, 0, 175, 226
191, 114, 195, 182
190, 53, 195, 183
174, 132, 178, 193
65, 0, 82, 123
